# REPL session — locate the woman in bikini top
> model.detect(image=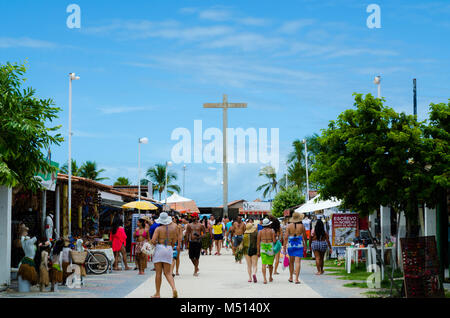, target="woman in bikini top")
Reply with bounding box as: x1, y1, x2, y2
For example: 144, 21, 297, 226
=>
154, 223, 179, 247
